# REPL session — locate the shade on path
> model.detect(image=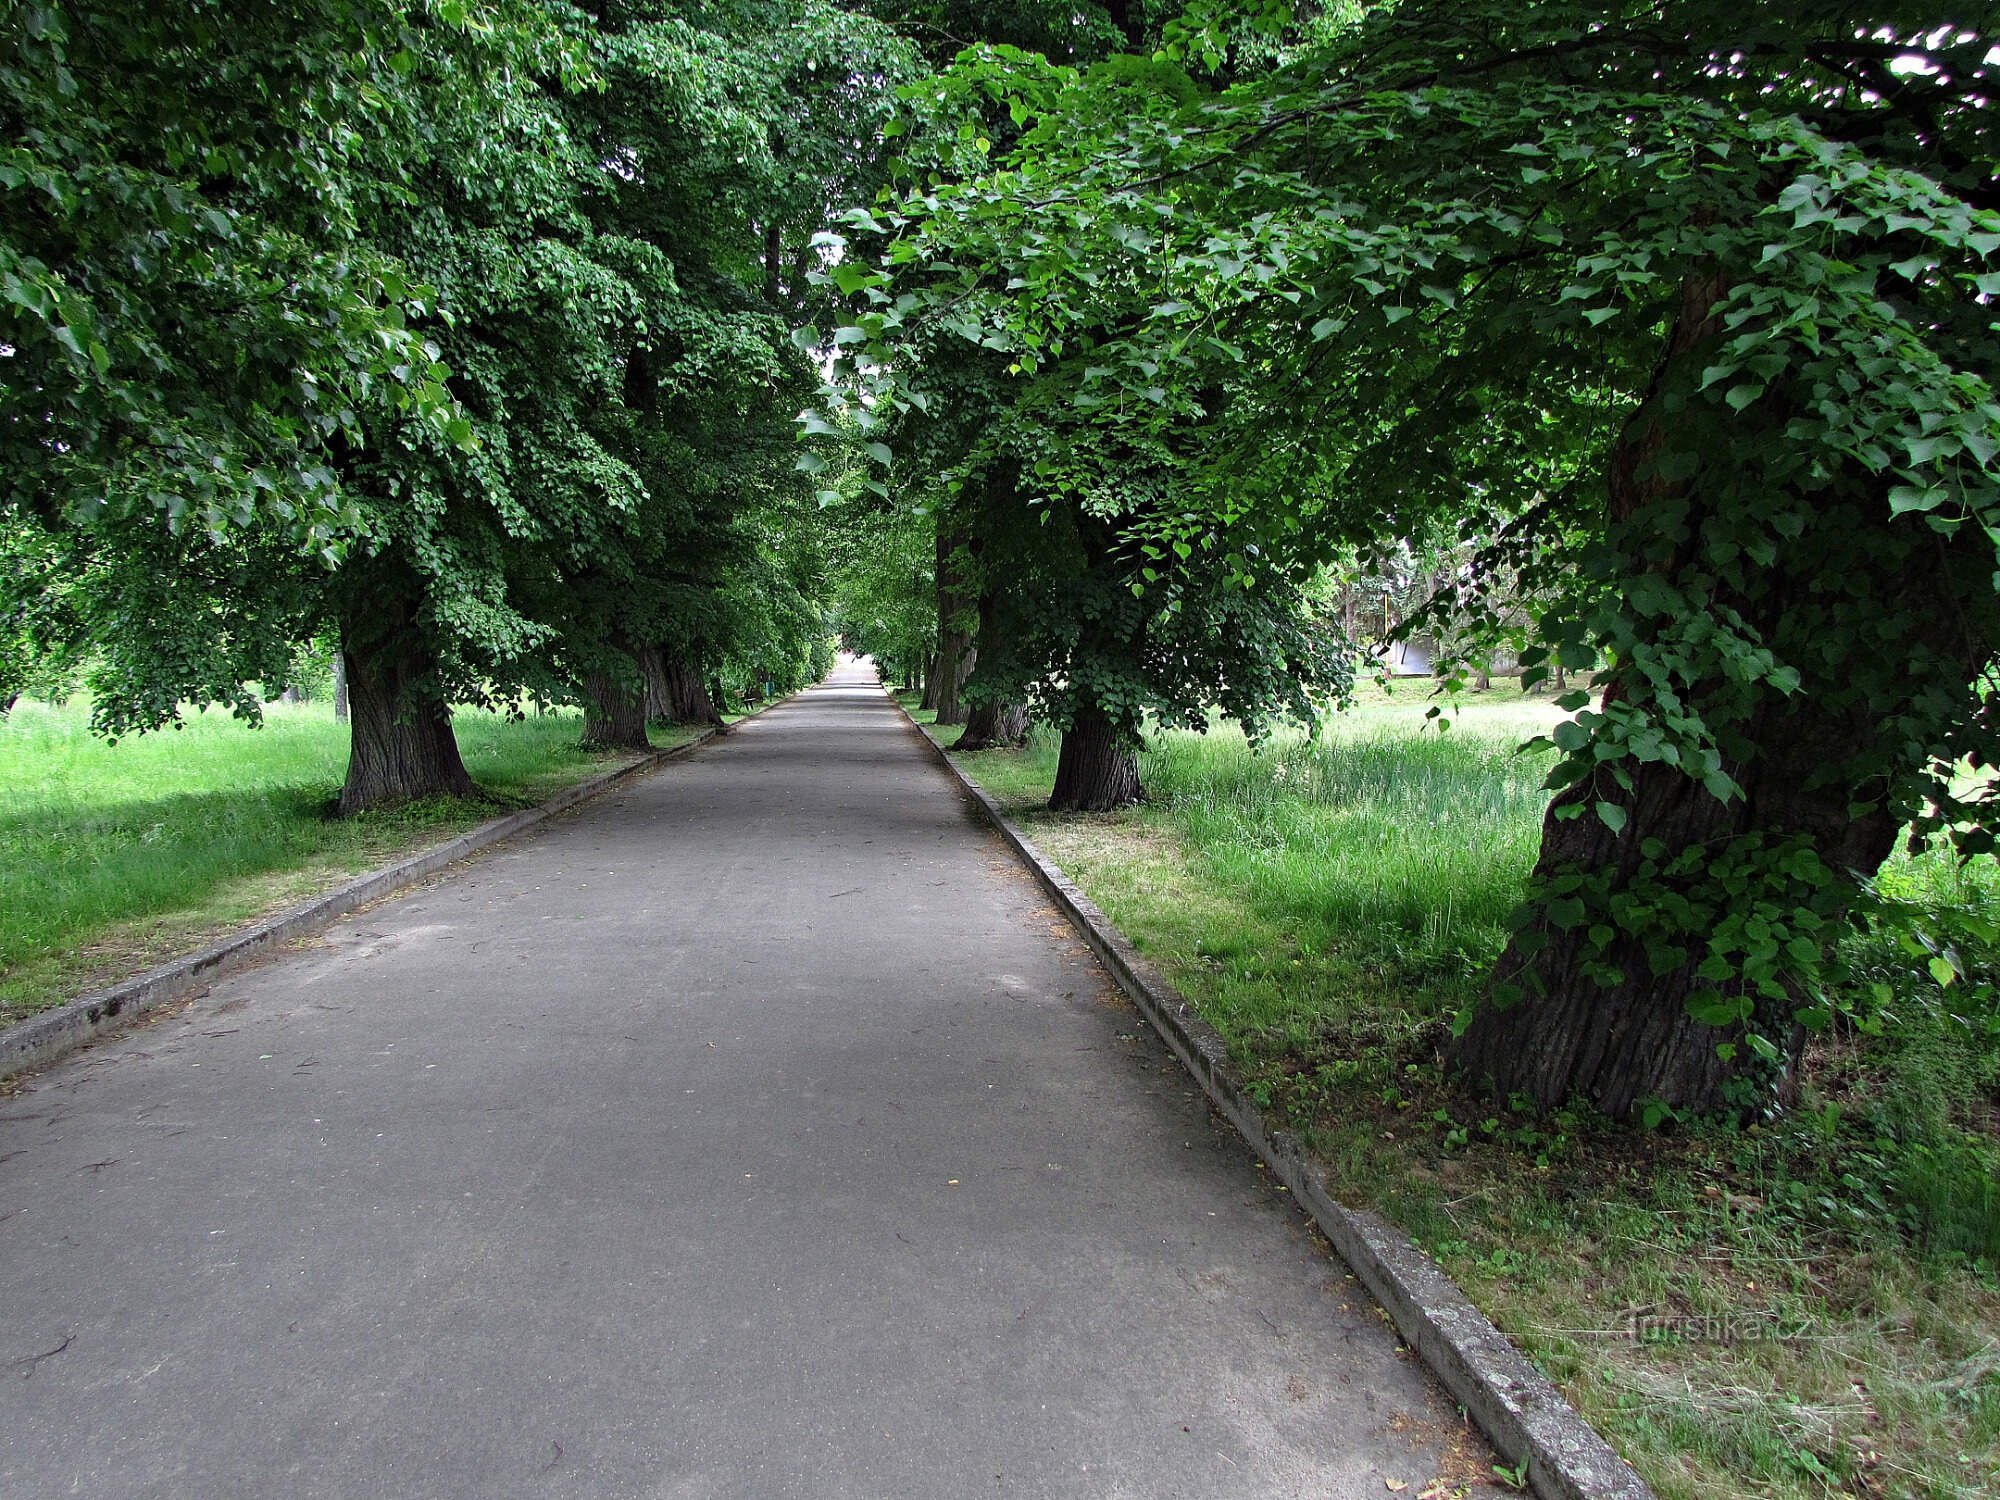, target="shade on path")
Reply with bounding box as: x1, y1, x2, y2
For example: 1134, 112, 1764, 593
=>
0, 659, 1497, 1498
